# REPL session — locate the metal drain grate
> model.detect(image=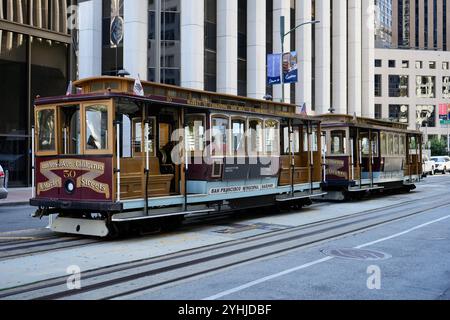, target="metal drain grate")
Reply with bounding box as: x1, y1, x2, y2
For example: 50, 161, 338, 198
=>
321, 248, 392, 261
